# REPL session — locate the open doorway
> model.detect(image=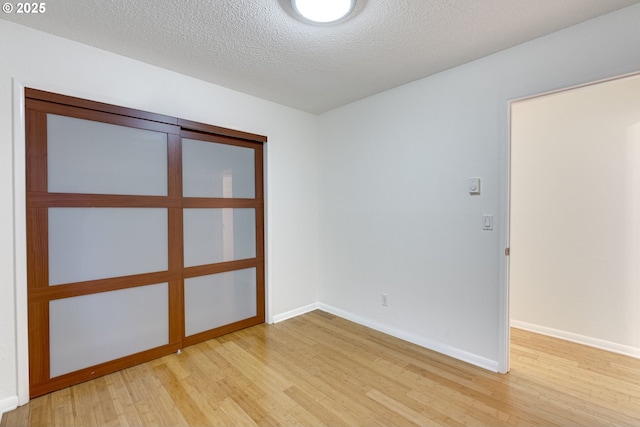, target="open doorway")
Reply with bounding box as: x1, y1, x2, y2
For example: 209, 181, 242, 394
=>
509, 73, 640, 360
